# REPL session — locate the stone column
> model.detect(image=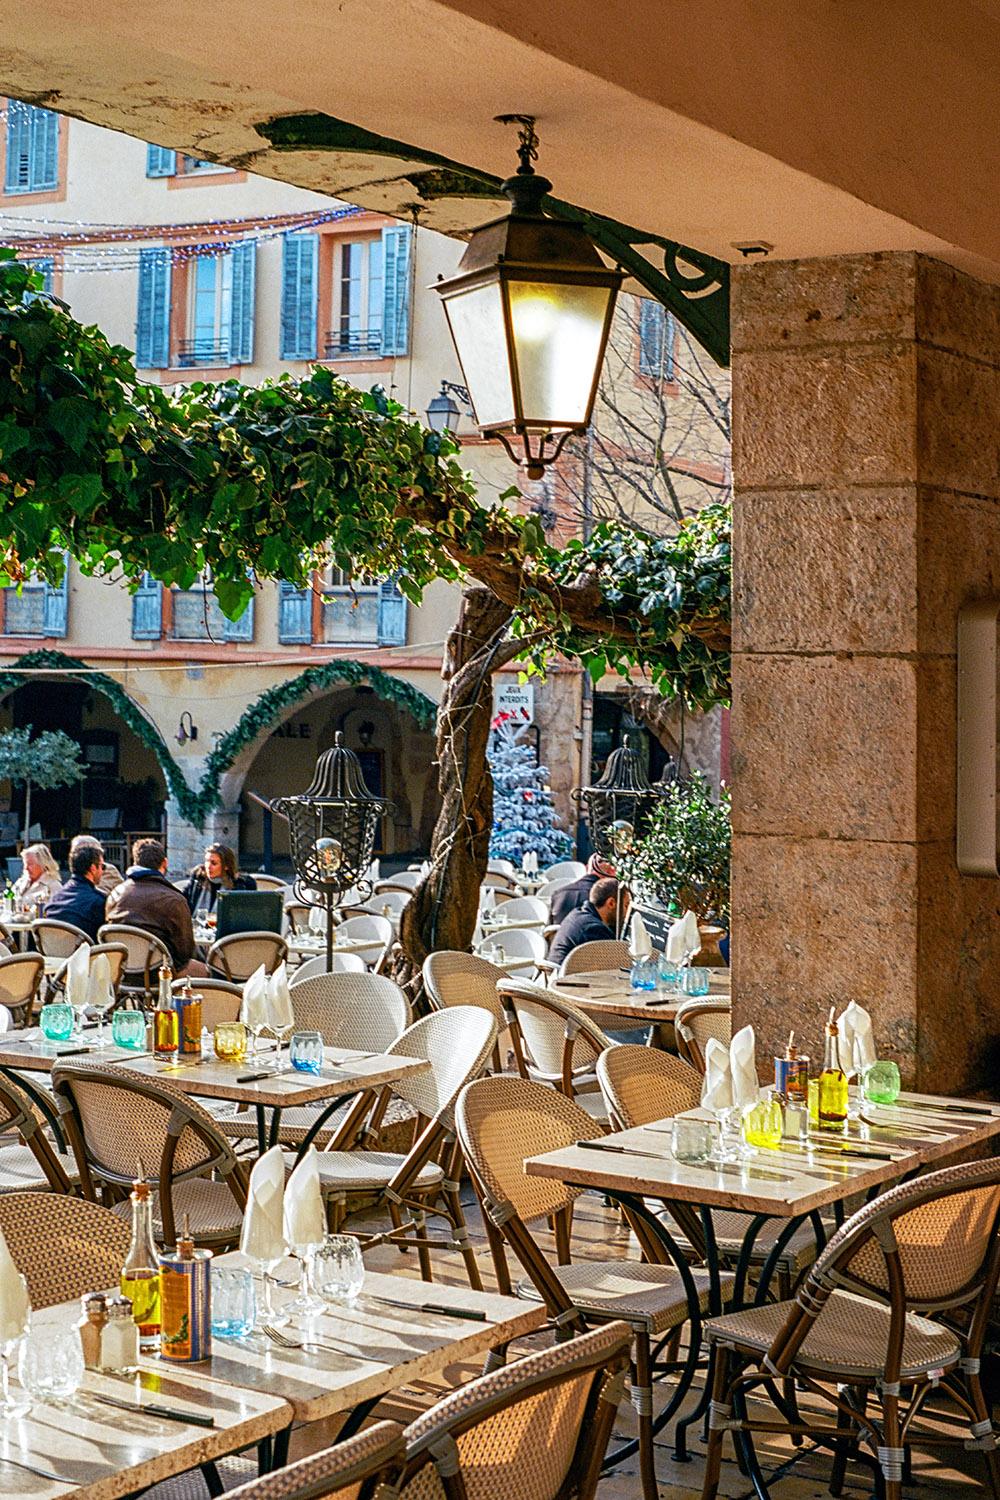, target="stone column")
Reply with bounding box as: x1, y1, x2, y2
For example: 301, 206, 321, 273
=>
731, 251, 1000, 1094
